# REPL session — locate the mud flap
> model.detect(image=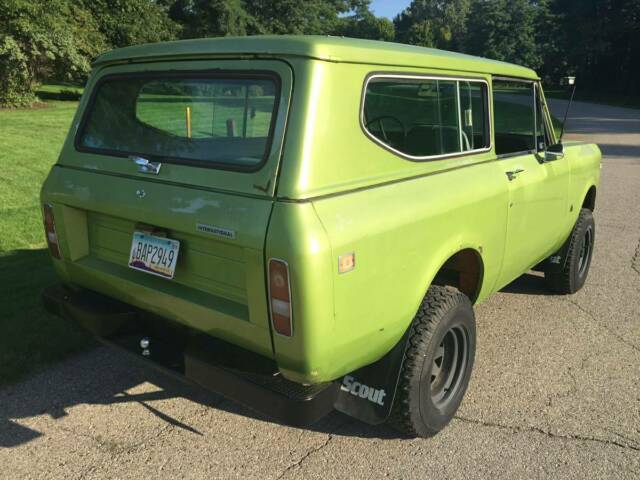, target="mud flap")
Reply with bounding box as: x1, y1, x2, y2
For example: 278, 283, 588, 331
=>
333, 329, 411, 425
533, 232, 572, 274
